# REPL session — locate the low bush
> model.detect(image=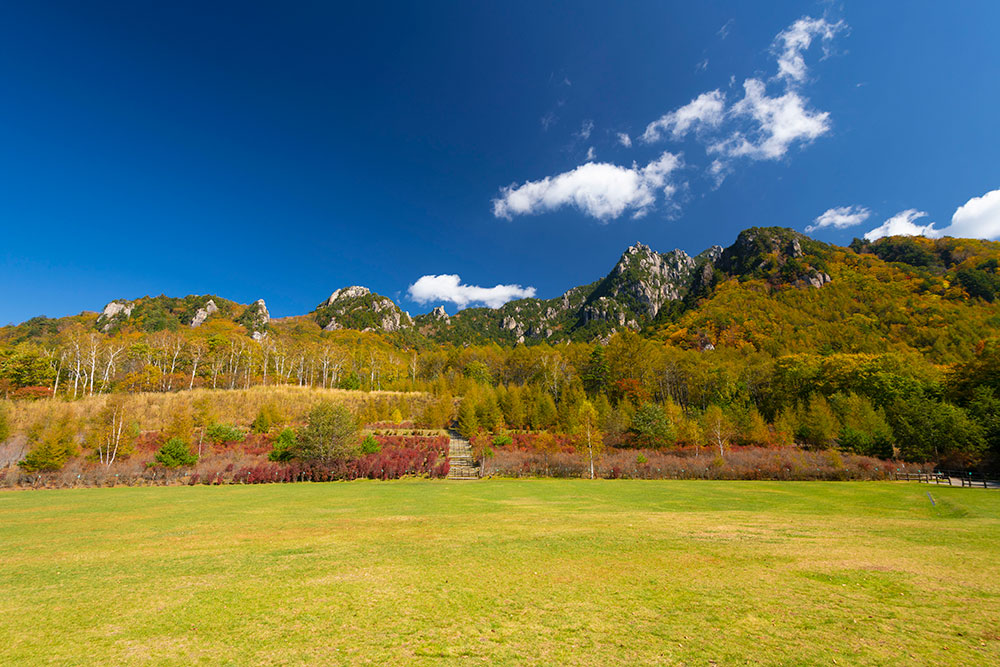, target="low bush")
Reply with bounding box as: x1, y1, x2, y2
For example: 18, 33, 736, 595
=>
361, 434, 381, 454
268, 428, 296, 462
205, 423, 245, 444
154, 438, 198, 468
250, 403, 283, 434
